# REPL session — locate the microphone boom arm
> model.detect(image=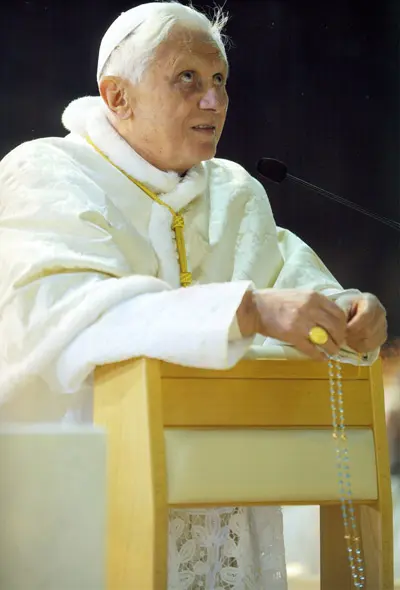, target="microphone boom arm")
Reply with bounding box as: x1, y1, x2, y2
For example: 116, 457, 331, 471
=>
287, 173, 400, 232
